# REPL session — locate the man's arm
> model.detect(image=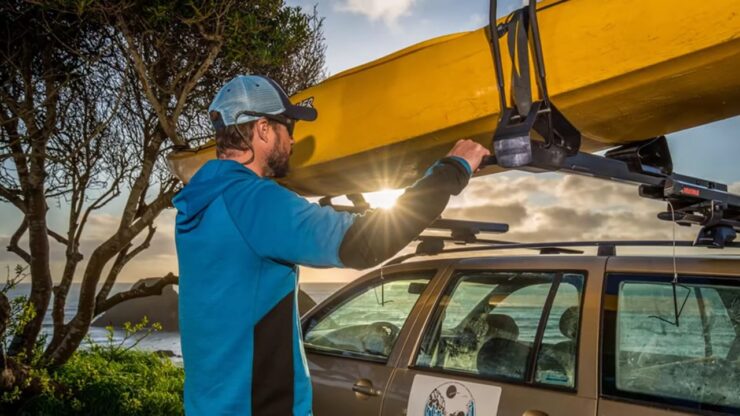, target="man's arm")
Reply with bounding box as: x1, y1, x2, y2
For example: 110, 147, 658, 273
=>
223, 180, 355, 268
223, 140, 488, 269
338, 156, 471, 269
